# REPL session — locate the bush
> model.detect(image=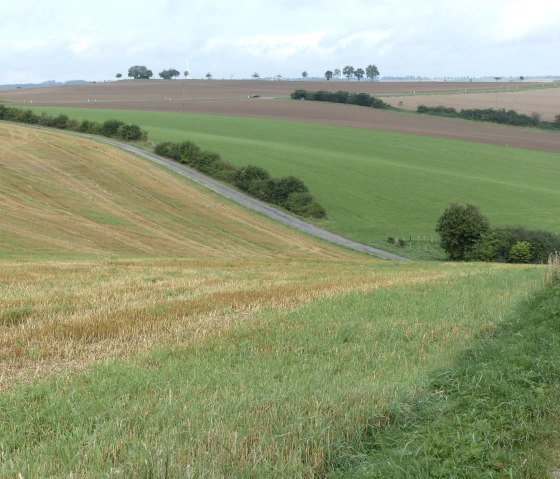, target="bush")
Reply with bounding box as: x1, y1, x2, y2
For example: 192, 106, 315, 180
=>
235, 165, 271, 192
100, 119, 125, 137
509, 241, 533, 263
